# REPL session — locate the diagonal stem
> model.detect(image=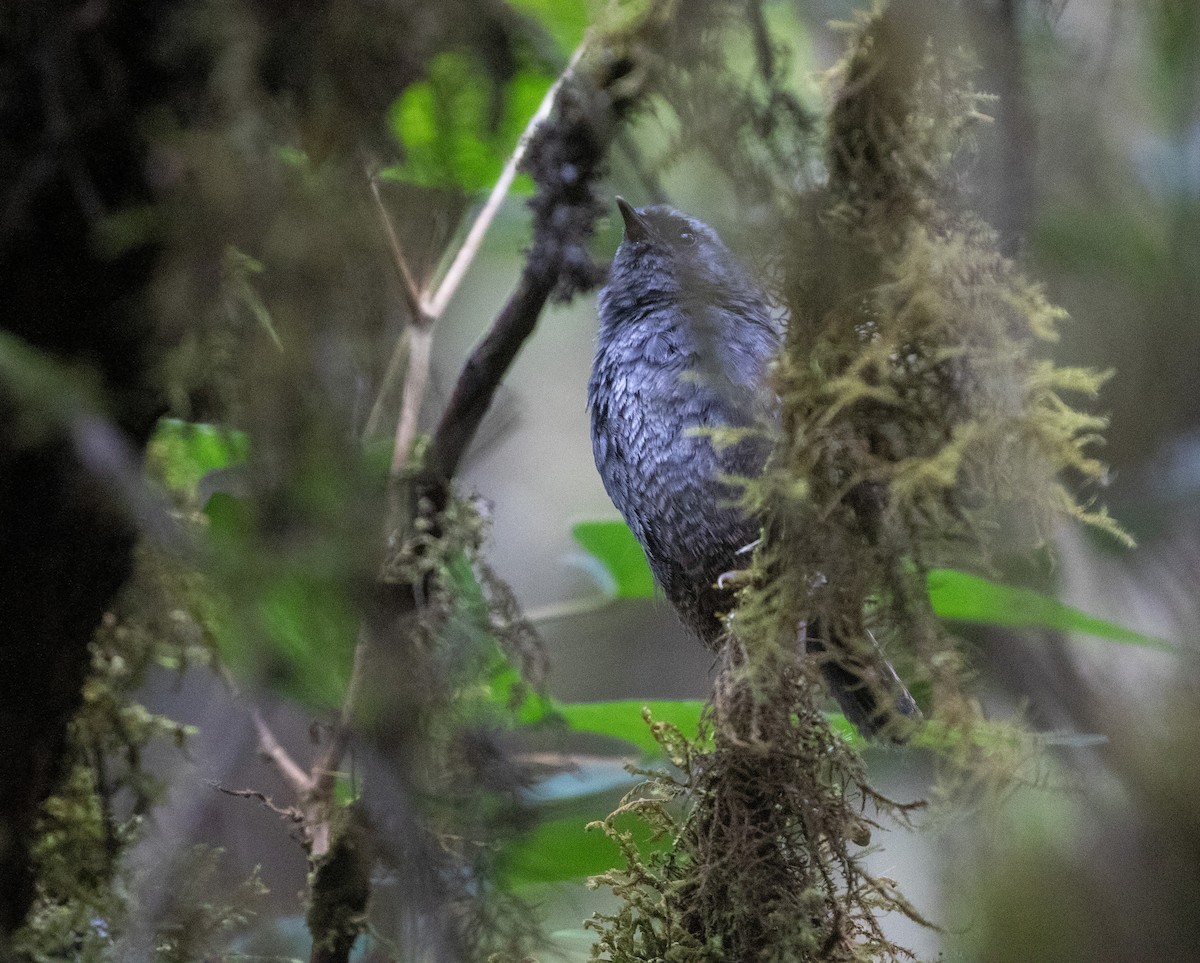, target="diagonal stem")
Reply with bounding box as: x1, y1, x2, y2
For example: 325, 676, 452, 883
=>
421, 42, 588, 320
